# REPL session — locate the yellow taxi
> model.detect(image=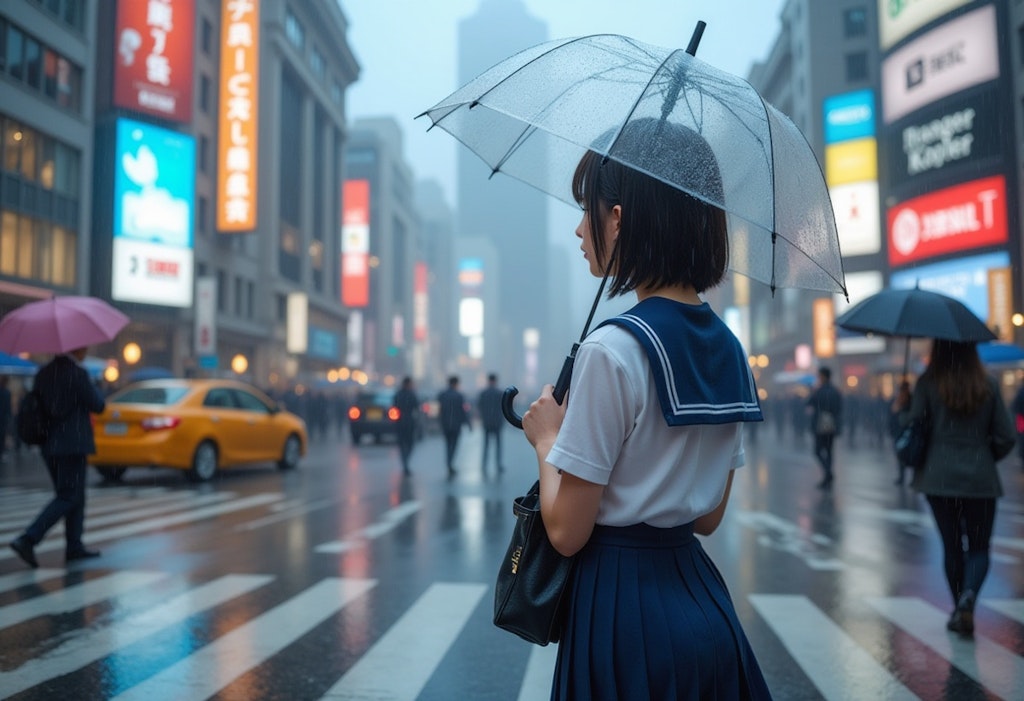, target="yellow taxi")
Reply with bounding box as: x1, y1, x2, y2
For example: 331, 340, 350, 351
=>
89, 379, 307, 482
